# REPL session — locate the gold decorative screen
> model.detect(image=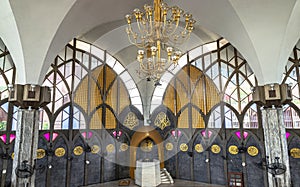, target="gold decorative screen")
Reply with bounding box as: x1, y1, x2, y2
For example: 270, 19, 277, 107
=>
74, 65, 130, 129
163, 65, 220, 128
